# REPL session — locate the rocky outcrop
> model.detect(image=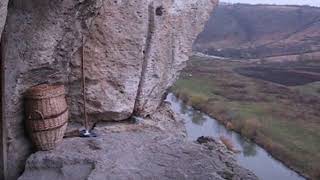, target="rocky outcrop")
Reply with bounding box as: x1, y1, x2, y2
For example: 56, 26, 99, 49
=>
19, 104, 257, 180
2, 1, 104, 179
69, 0, 148, 121
134, 0, 218, 116
2, 0, 218, 179
69, 0, 218, 121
